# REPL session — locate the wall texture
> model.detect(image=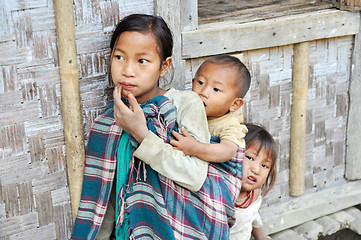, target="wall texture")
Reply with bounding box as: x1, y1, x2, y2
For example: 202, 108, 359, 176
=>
185, 36, 352, 206
0, 0, 153, 239
0, 0, 354, 239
